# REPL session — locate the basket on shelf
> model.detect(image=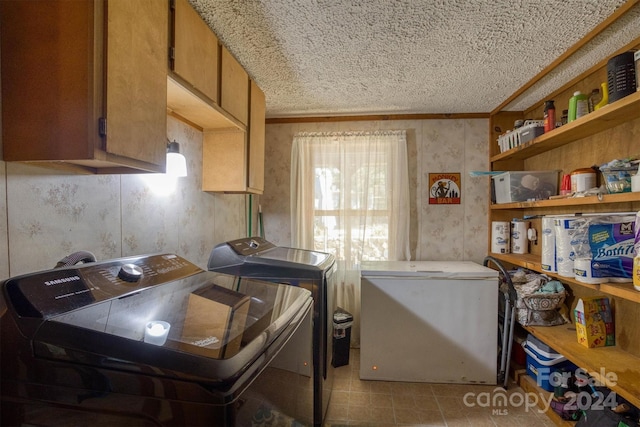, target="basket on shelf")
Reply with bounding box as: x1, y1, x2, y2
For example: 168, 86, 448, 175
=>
504, 269, 568, 327
497, 120, 544, 153
522, 292, 566, 311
